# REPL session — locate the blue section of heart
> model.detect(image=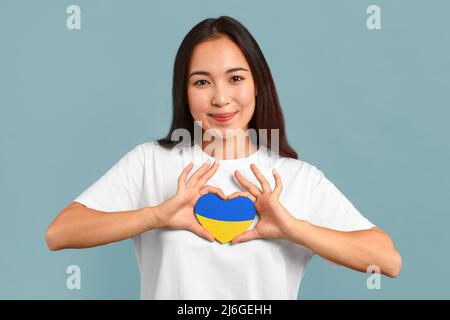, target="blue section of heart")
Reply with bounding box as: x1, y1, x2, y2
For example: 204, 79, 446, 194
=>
194, 193, 256, 221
